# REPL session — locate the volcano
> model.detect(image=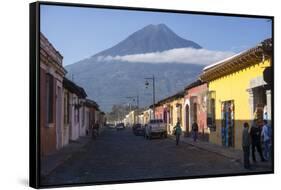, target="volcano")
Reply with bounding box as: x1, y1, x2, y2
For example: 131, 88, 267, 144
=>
65, 24, 204, 112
